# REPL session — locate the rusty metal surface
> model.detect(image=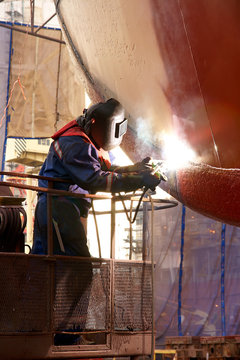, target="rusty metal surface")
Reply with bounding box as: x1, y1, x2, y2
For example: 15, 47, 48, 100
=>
0, 332, 152, 359
55, 0, 240, 169
162, 163, 240, 227
54, 0, 240, 228
165, 335, 240, 359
